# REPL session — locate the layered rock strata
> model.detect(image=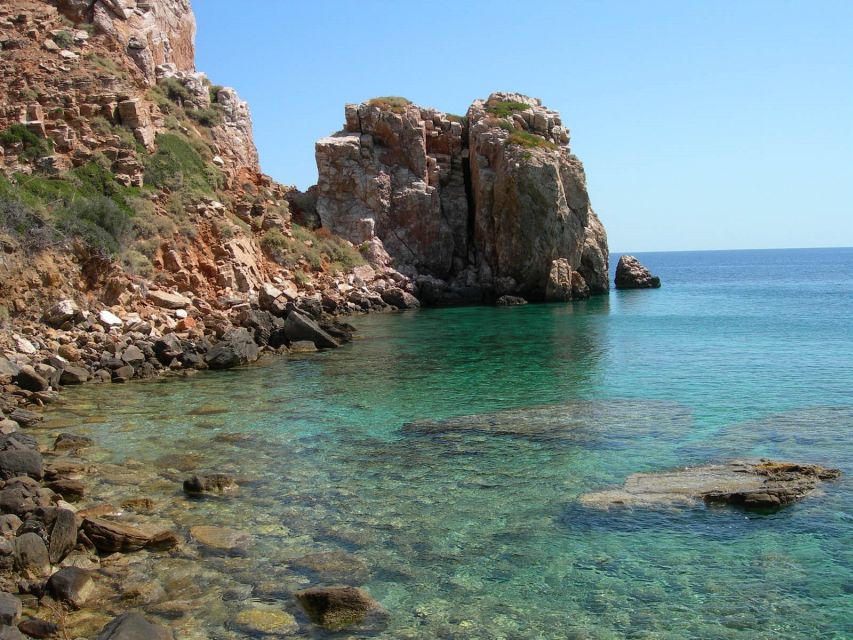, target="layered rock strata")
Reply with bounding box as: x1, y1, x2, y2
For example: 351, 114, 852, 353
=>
315, 93, 610, 303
